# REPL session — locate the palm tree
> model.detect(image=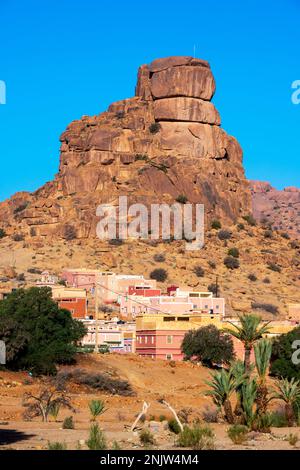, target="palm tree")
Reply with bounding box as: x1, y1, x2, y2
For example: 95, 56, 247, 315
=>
224, 315, 271, 372
205, 367, 243, 424
254, 338, 272, 415
241, 378, 258, 428
270, 378, 300, 426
